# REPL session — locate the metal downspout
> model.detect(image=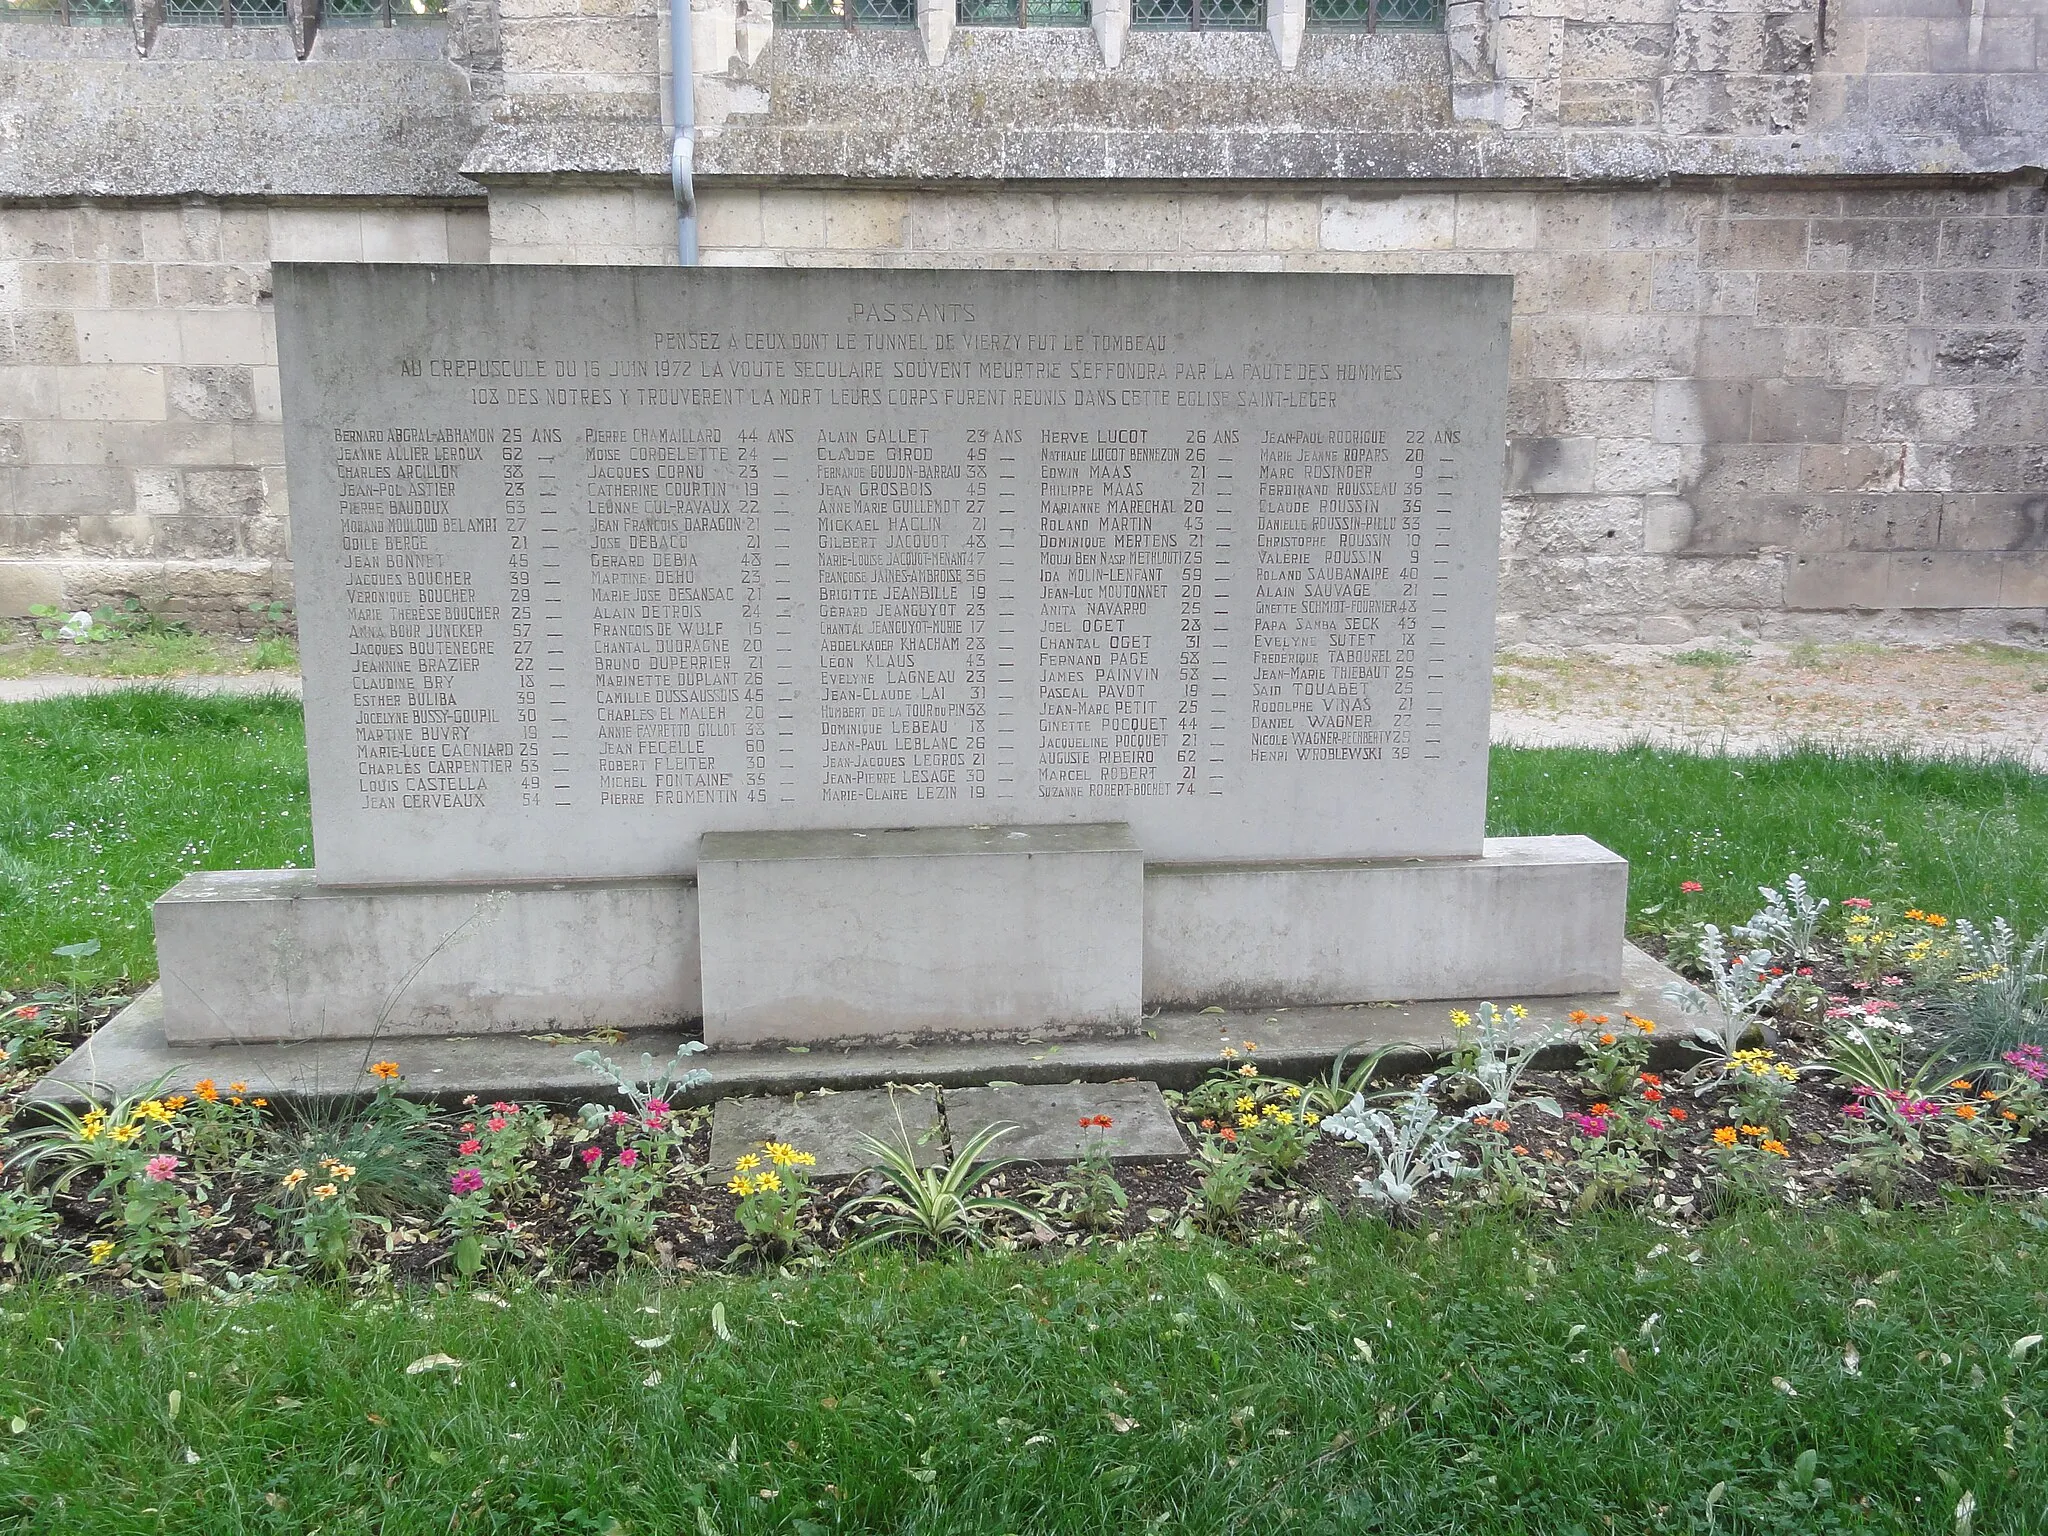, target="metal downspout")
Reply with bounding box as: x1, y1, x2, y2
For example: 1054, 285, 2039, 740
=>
672, 0, 698, 266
